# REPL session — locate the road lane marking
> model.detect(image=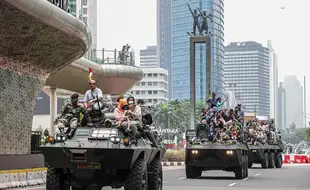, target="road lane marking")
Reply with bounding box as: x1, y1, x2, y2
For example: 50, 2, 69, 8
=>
178, 176, 186, 180
243, 177, 249, 181
228, 182, 237, 187
255, 173, 260, 176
